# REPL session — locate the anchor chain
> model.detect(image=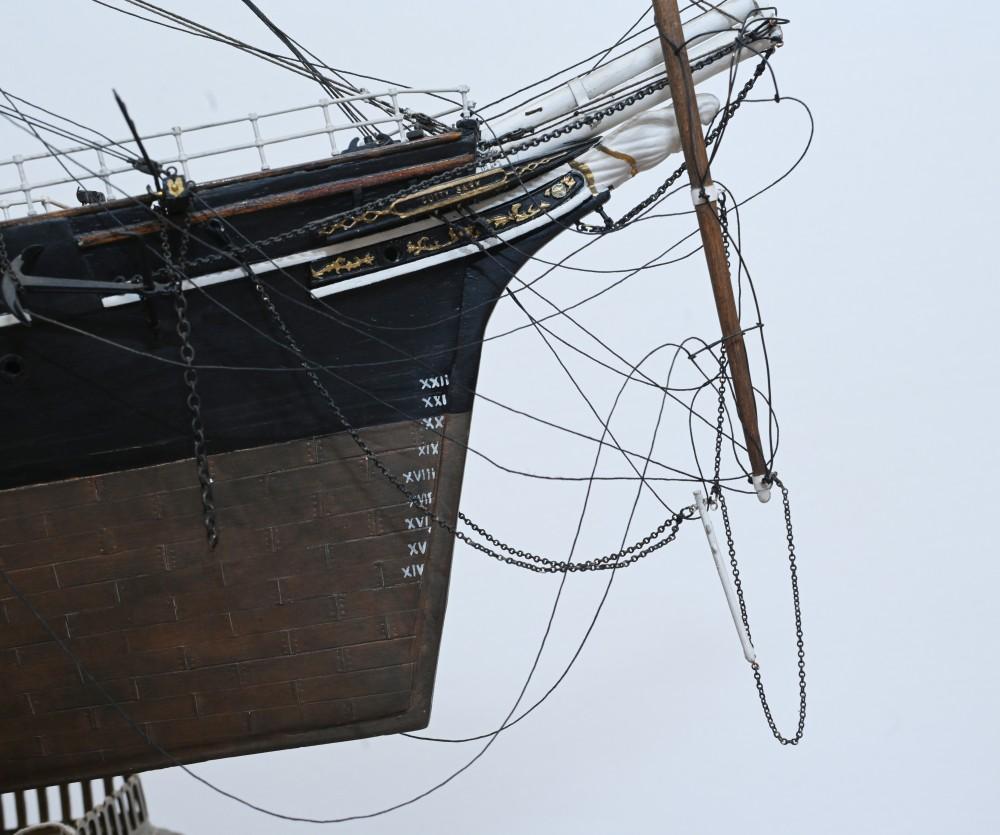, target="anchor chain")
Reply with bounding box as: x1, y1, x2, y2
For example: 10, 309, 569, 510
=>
0, 232, 12, 279
576, 50, 775, 235
231, 236, 694, 573
718, 481, 807, 745
159, 217, 219, 547
164, 43, 769, 276
709, 287, 806, 746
